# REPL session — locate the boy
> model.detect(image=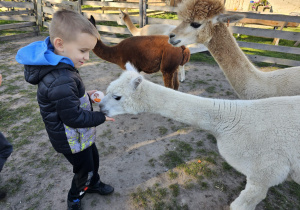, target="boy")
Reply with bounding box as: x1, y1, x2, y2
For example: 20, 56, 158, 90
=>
16, 9, 114, 210
0, 74, 13, 201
